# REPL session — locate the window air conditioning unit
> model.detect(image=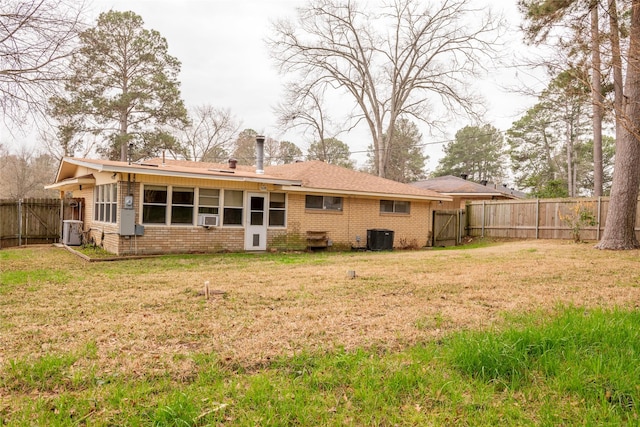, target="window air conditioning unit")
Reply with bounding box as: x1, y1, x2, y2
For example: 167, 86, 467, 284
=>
197, 214, 219, 227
